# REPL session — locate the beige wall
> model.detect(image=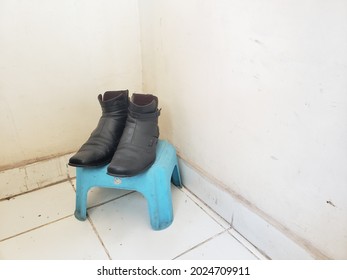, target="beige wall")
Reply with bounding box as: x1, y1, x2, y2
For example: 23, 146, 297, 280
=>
138, 0, 347, 259
0, 0, 142, 169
